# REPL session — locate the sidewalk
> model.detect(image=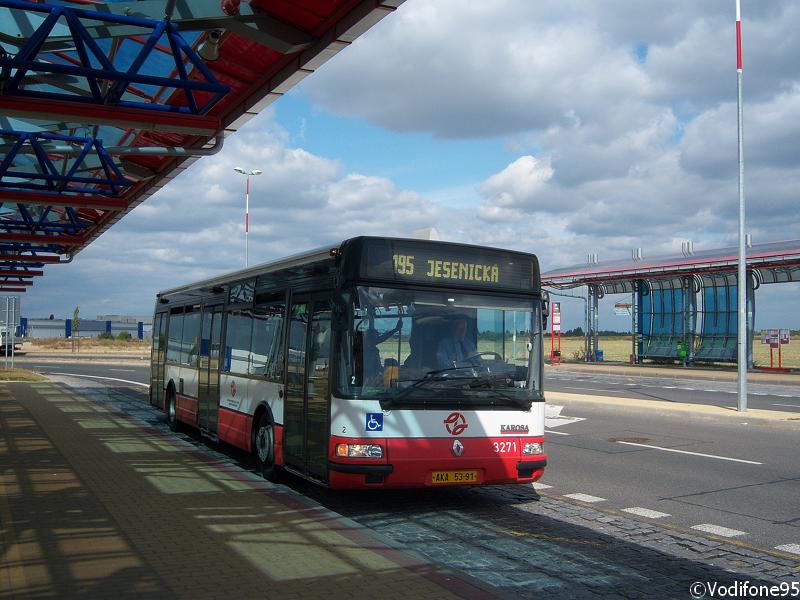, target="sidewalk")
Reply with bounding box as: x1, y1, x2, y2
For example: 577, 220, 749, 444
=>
15, 353, 148, 361
0, 382, 491, 600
